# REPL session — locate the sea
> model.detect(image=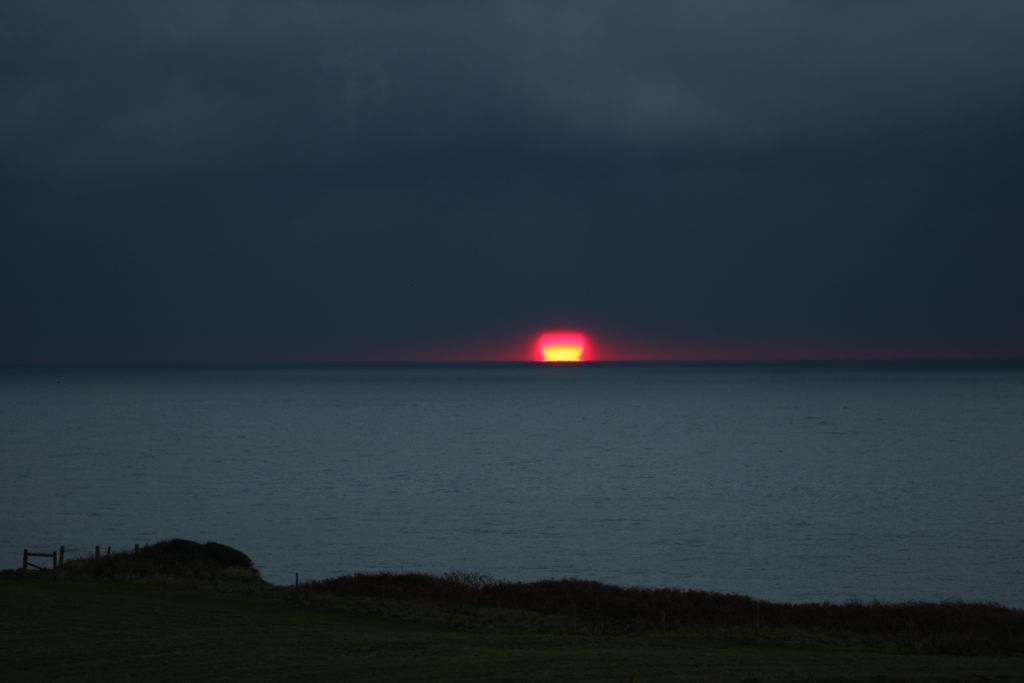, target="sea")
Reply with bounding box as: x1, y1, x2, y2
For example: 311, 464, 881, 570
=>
2, 364, 1022, 607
